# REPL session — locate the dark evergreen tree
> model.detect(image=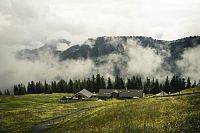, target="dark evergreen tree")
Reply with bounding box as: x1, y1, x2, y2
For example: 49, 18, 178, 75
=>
92, 75, 96, 92
44, 80, 52, 94
155, 79, 160, 93
114, 75, 120, 89
0, 90, 2, 95
86, 78, 92, 92
198, 80, 200, 87
186, 77, 191, 89
131, 76, 136, 89
192, 81, 197, 88
181, 78, 186, 90
136, 77, 143, 90
30, 81, 36, 94
163, 76, 170, 93
101, 76, 106, 89
6, 89, 10, 95
150, 78, 155, 93
143, 78, 151, 93
27, 82, 31, 94
95, 74, 102, 92
170, 76, 176, 93
35, 81, 43, 94
126, 78, 131, 89
68, 80, 73, 93
120, 78, 125, 89
107, 77, 113, 89
57, 80, 67, 93
51, 81, 56, 93
14, 85, 19, 95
